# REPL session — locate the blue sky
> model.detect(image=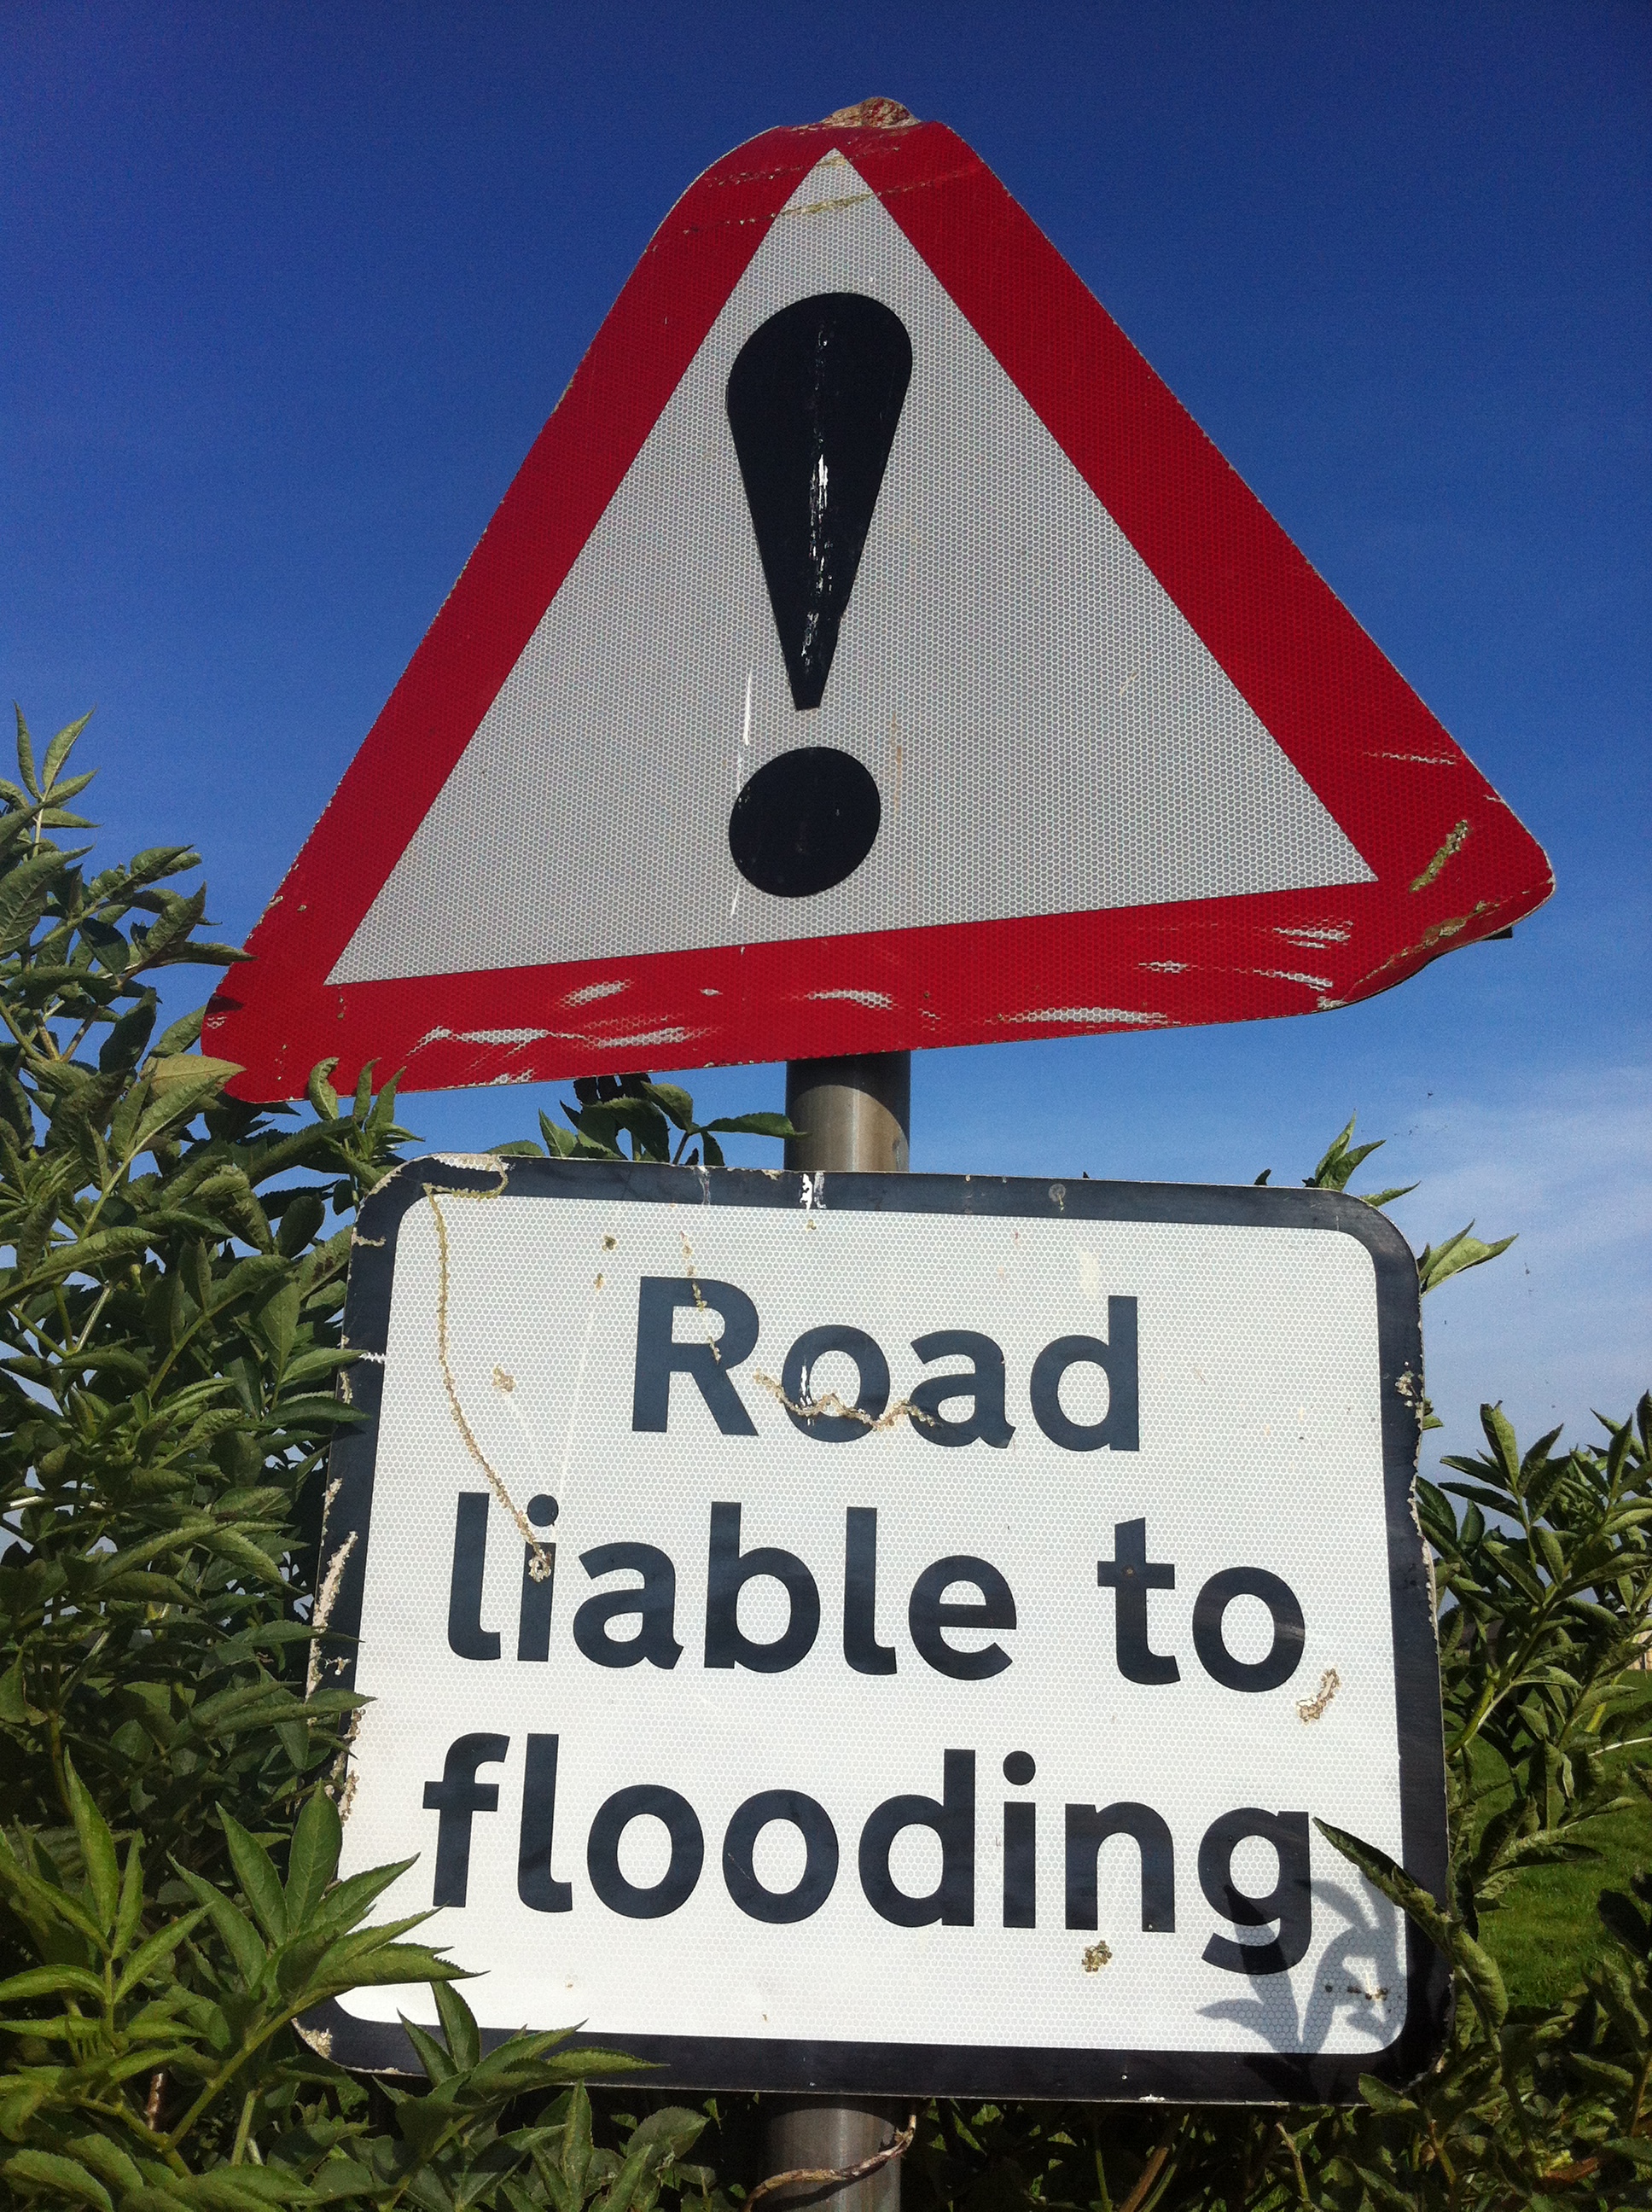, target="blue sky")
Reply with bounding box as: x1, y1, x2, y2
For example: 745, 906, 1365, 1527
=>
5, 3, 1648, 1464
